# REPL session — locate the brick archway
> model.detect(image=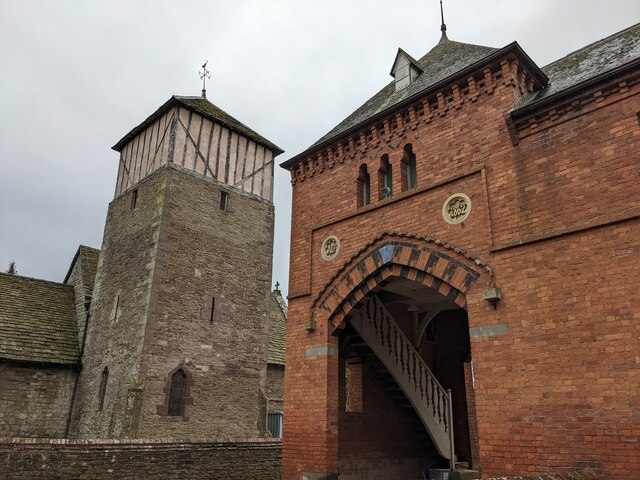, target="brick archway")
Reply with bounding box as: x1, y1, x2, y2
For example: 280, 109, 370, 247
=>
313, 232, 491, 332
